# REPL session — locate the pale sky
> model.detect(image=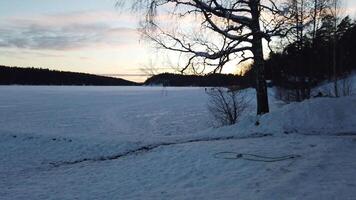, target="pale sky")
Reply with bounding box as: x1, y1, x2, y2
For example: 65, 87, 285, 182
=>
0, 0, 356, 82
